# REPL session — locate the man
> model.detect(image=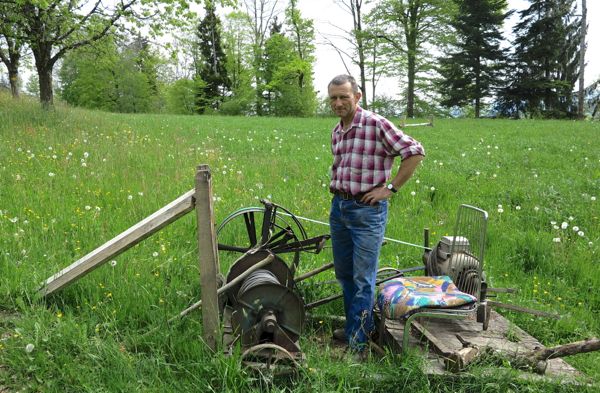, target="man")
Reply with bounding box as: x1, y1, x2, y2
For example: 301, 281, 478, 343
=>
328, 74, 425, 356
